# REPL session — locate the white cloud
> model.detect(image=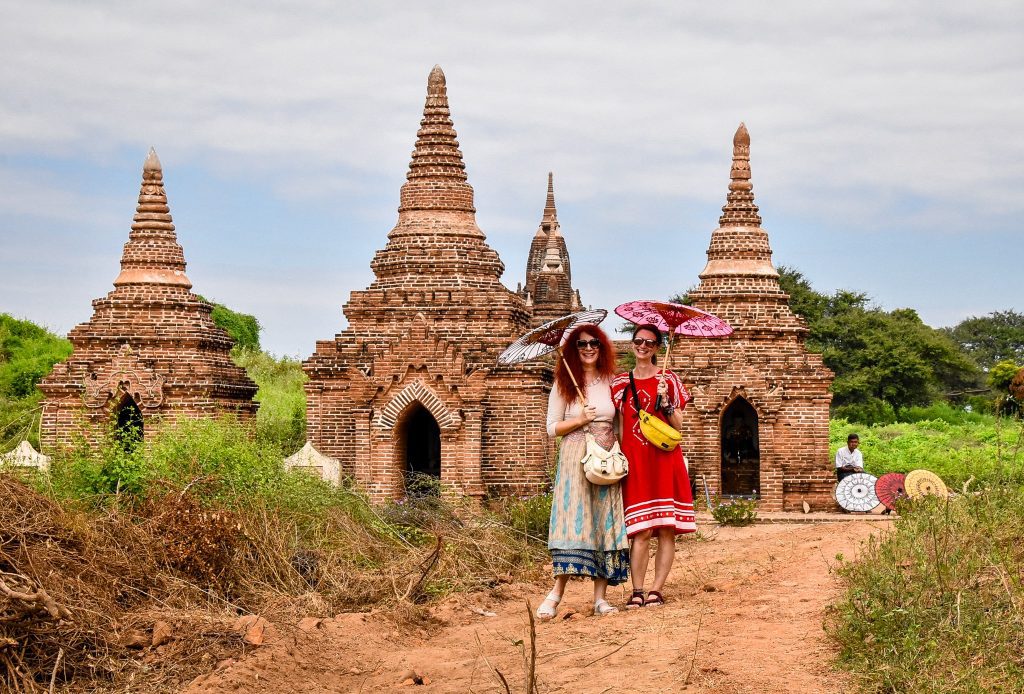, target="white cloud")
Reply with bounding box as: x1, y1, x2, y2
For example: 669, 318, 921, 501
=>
0, 1, 1020, 354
